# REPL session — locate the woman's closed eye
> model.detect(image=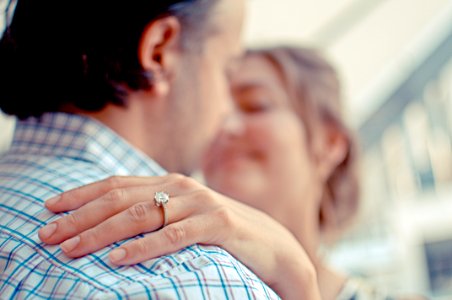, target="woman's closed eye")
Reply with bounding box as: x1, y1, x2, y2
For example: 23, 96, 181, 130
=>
239, 97, 274, 113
